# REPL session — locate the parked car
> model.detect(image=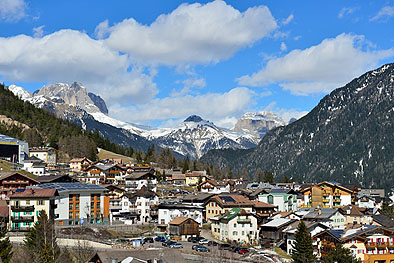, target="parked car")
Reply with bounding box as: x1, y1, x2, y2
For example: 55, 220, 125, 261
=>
155, 236, 166, 242
162, 240, 176, 247
219, 243, 231, 250
199, 239, 209, 245
192, 245, 199, 250
143, 237, 154, 244
208, 240, 218, 246
238, 249, 249, 254
192, 237, 204, 243
169, 243, 183, 248
196, 245, 210, 252
230, 246, 241, 252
